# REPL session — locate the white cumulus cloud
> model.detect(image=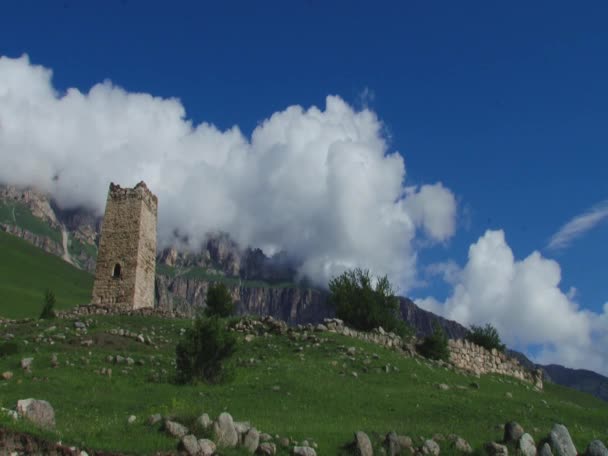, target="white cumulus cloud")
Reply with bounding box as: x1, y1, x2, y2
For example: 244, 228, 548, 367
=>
0, 54, 458, 289
417, 229, 608, 375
